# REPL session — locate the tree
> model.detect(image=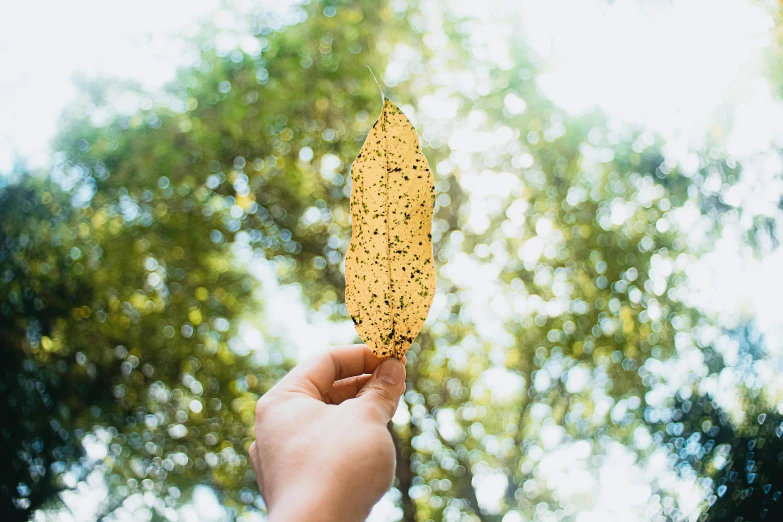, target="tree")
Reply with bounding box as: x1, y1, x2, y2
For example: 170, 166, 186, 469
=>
706, 410, 783, 522
650, 326, 783, 522
3, 0, 782, 520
